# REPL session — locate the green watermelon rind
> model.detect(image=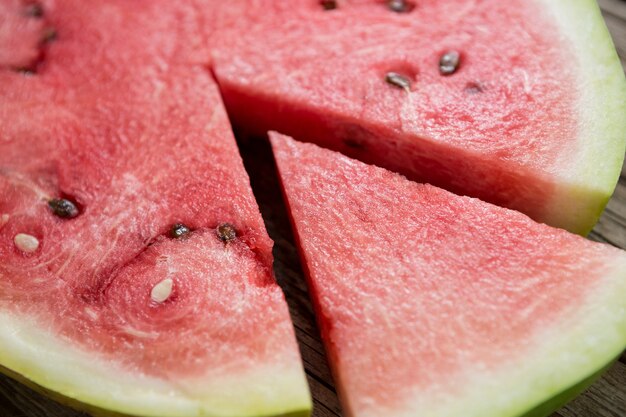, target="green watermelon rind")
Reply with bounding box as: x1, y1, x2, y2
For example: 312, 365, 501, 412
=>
0, 310, 311, 417
541, 0, 626, 235
518, 358, 617, 417
0, 362, 310, 417
1, 367, 309, 417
